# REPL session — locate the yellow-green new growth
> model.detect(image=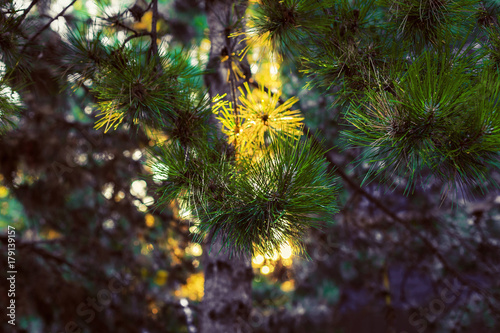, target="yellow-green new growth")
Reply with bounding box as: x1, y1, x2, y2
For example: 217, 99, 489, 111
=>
212, 82, 304, 155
